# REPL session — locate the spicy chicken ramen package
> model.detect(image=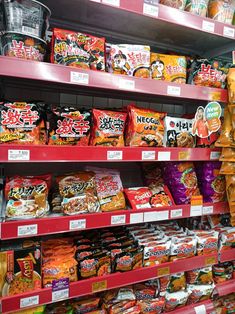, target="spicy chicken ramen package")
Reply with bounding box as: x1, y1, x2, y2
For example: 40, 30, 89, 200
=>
126, 105, 166, 147
0, 102, 46, 144
47, 105, 91, 145
90, 109, 127, 146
